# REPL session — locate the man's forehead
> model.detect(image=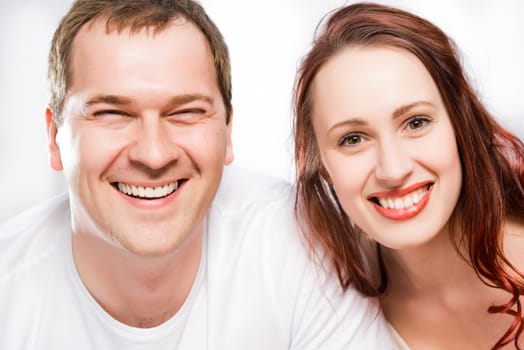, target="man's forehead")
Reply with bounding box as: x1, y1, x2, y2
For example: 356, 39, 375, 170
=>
68, 15, 207, 72
76, 14, 191, 40
63, 14, 219, 109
